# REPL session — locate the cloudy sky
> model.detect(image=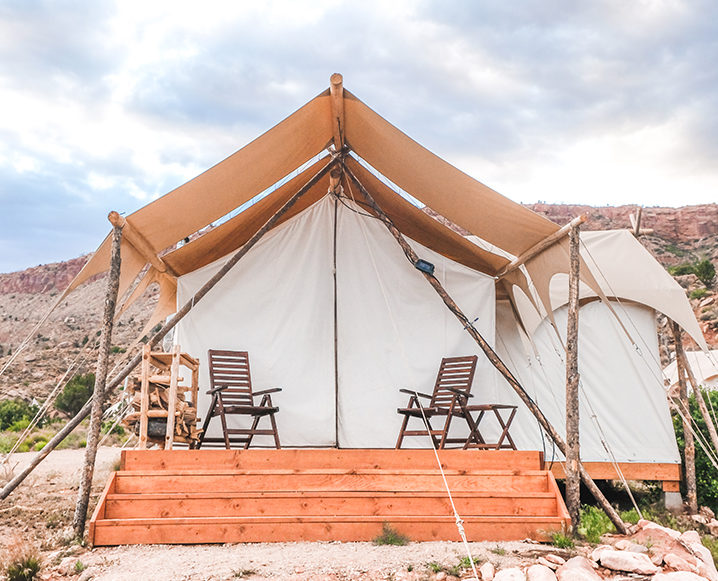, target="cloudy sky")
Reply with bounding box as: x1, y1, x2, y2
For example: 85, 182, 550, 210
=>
1, 0, 717, 273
